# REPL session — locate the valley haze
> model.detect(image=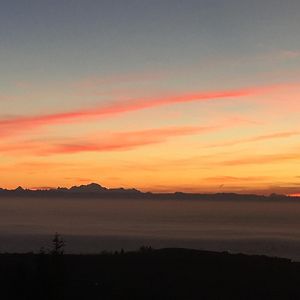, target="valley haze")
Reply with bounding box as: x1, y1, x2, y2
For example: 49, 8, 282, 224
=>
0, 183, 300, 260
